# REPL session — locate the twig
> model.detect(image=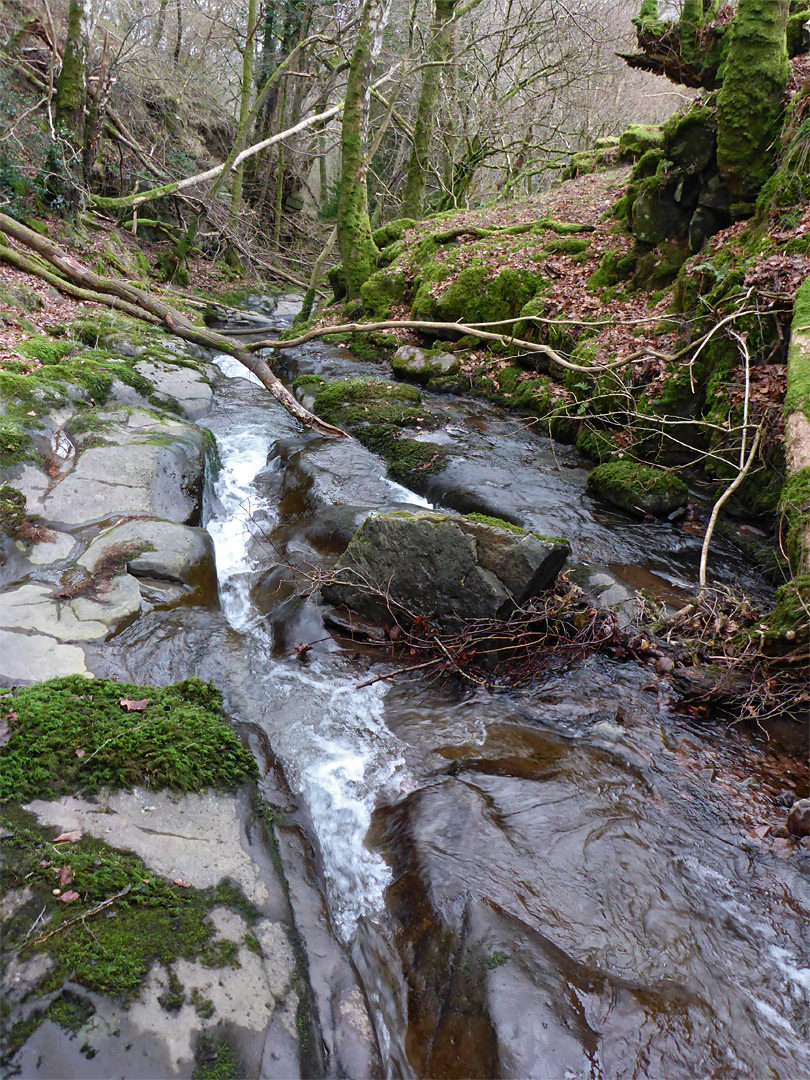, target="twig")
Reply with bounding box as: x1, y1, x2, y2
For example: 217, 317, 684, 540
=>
27, 886, 132, 947
699, 426, 763, 594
